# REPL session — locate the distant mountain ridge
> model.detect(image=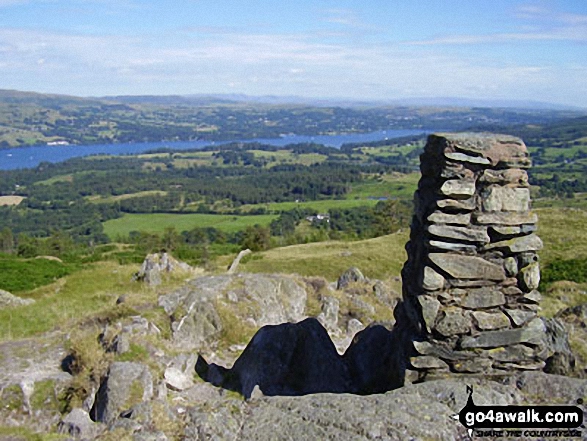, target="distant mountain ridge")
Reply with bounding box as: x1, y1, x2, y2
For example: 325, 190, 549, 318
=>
0, 88, 583, 111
